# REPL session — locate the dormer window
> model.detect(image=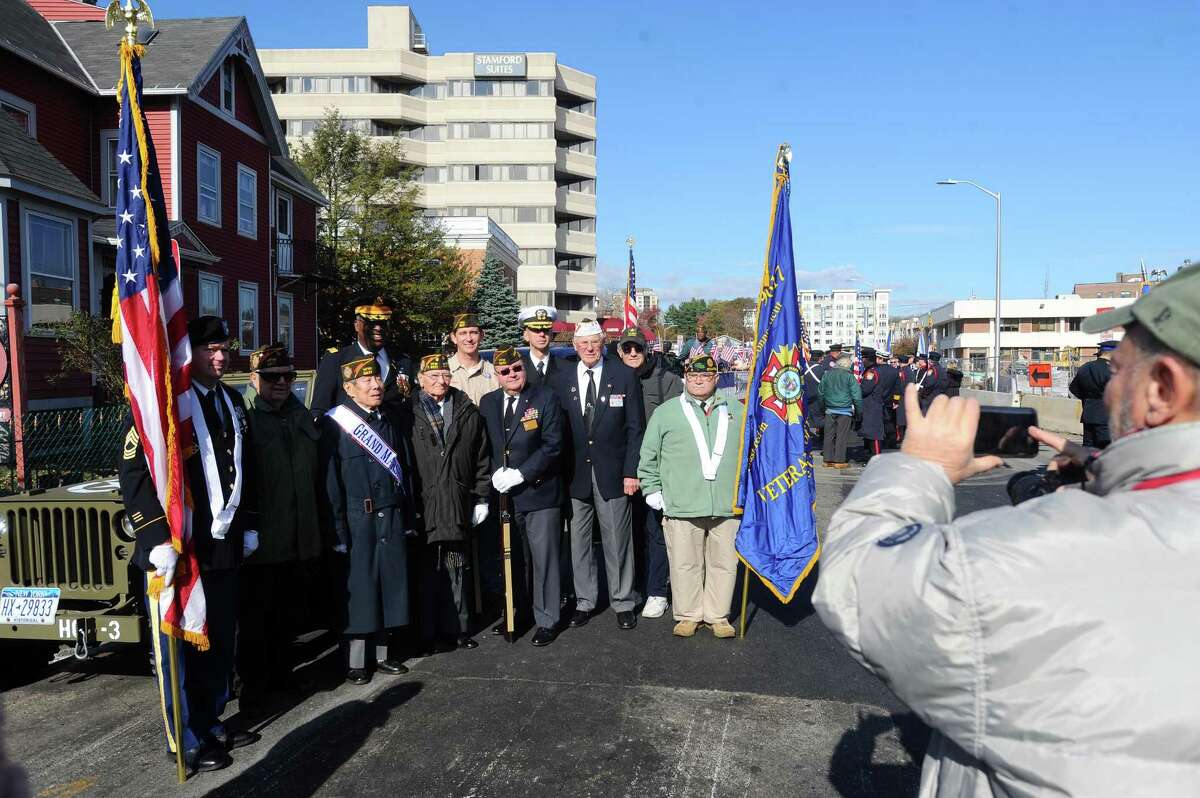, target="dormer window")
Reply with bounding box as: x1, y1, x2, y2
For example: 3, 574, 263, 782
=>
221, 60, 236, 114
